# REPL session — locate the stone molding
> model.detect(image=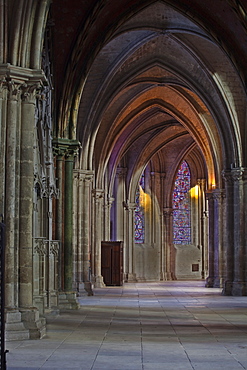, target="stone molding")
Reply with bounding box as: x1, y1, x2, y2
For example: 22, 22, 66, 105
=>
205, 189, 225, 201
222, 167, 247, 183
163, 207, 173, 217
74, 169, 94, 183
